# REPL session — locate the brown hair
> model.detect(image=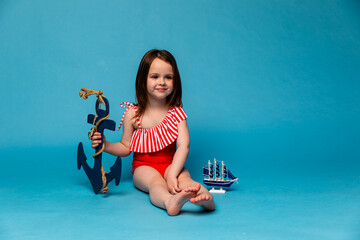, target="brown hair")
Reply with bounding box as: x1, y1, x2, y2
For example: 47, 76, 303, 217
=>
135, 49, 182, 119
